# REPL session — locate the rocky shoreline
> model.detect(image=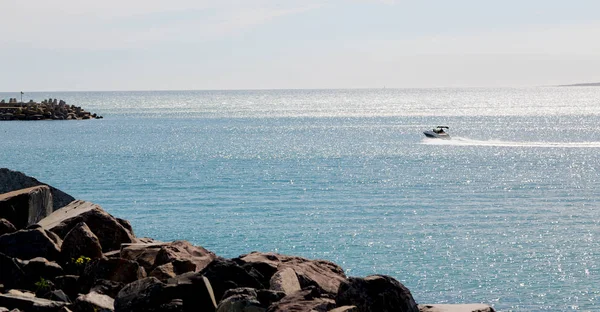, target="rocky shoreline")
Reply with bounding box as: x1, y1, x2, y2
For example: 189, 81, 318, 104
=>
0, 168, 495, 312
0, 99, 102, 121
